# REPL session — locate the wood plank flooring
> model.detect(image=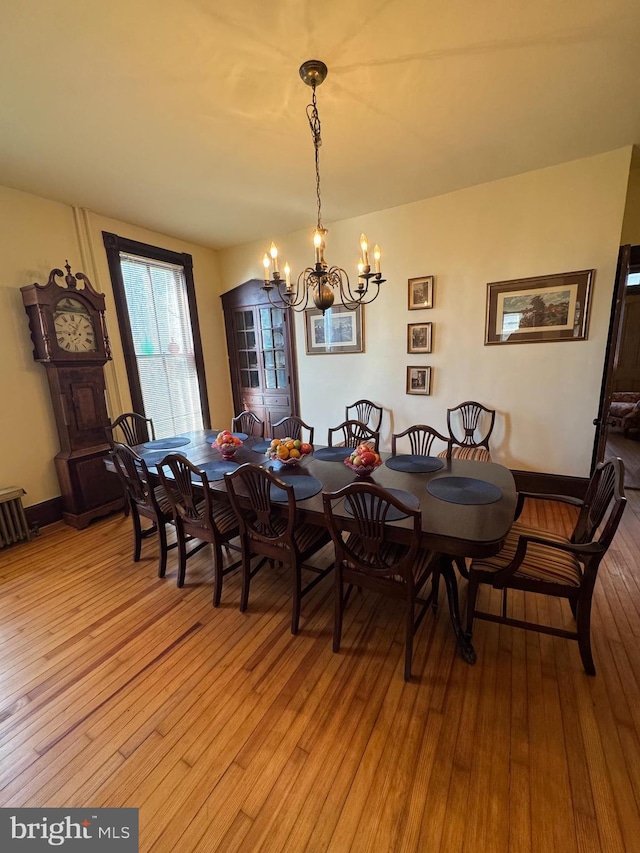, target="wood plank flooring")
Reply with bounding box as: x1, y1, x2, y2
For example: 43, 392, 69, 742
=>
0, 493, 639, 852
